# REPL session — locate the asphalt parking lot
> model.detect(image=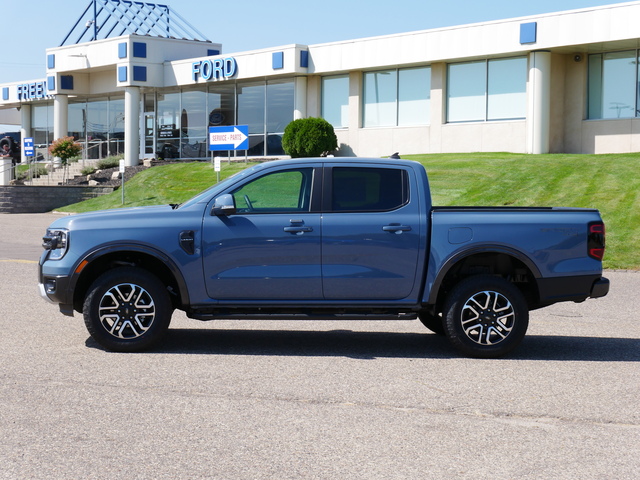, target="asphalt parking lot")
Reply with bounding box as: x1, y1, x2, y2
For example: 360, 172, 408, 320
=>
1, 213, 638, 479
